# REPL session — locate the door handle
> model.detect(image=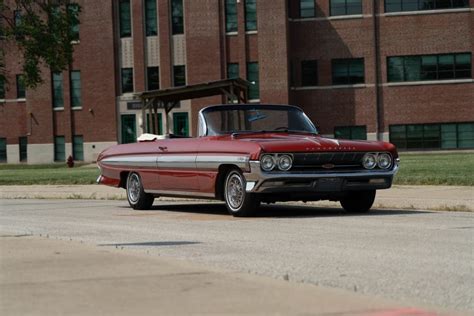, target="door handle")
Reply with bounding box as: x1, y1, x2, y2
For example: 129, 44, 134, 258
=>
159, 146, 168, 151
